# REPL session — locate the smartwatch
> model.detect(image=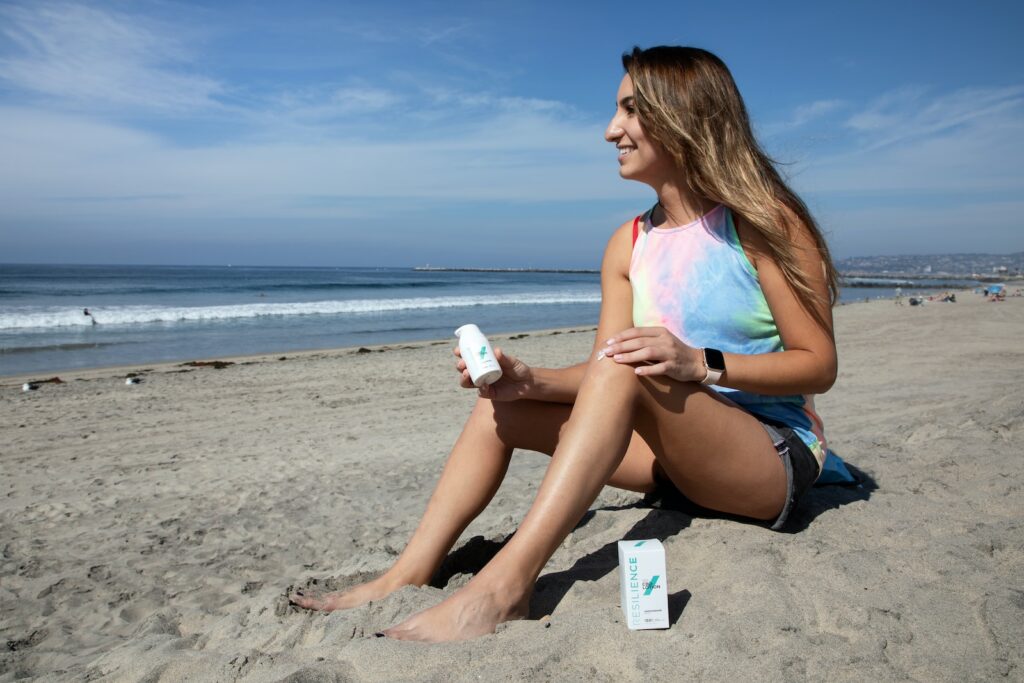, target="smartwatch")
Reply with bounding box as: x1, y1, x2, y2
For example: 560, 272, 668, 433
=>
700, 347, 725, 386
